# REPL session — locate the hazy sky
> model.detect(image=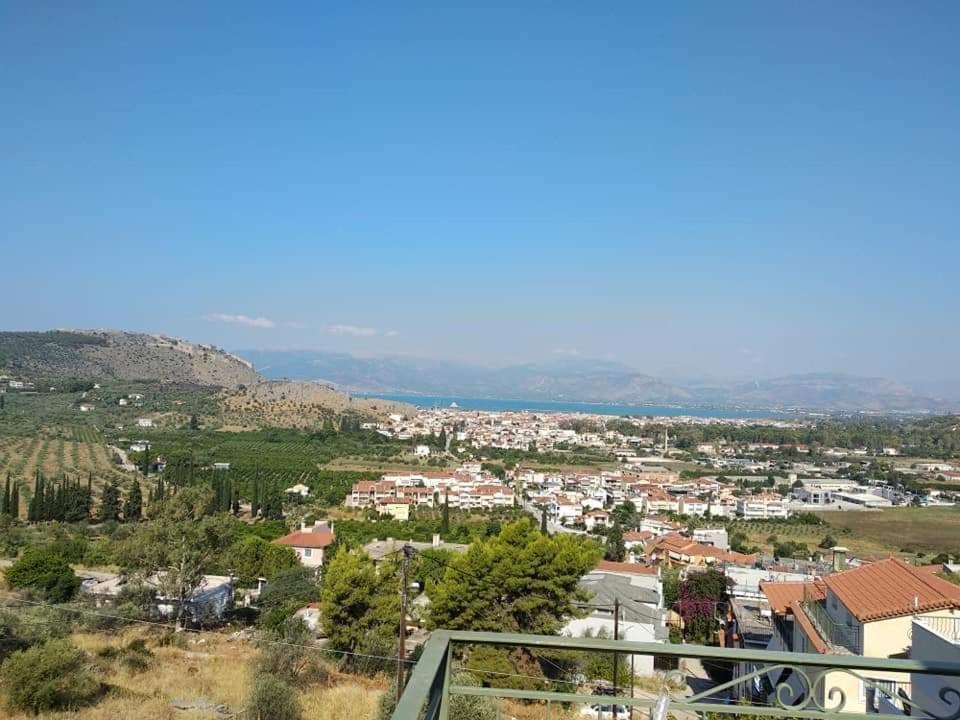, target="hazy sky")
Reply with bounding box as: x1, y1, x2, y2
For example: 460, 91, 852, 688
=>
2, 3, 958, 388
